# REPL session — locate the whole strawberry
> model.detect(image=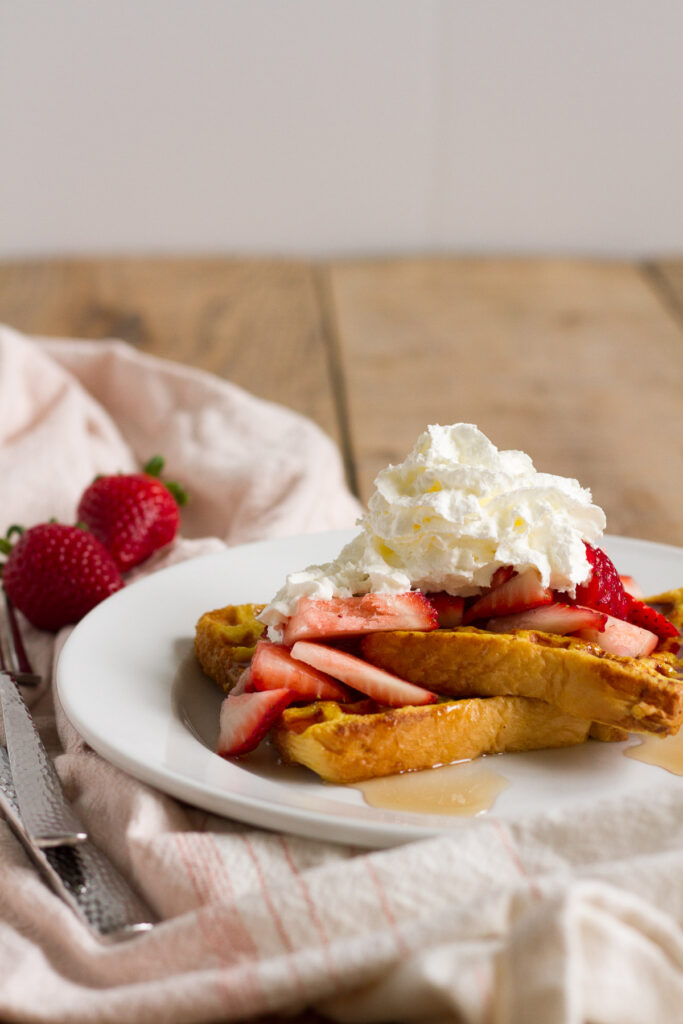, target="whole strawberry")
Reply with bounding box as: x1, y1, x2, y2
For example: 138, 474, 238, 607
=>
1, 523, 124, 631
76, 456, 187, 572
